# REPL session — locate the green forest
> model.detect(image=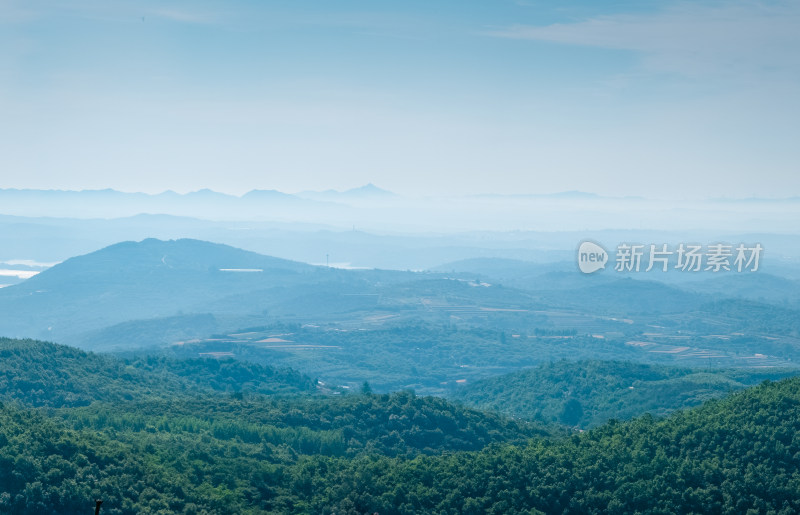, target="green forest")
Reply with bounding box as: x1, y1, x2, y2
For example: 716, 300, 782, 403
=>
451, 360, 800, 428
1, 337, 799, 513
